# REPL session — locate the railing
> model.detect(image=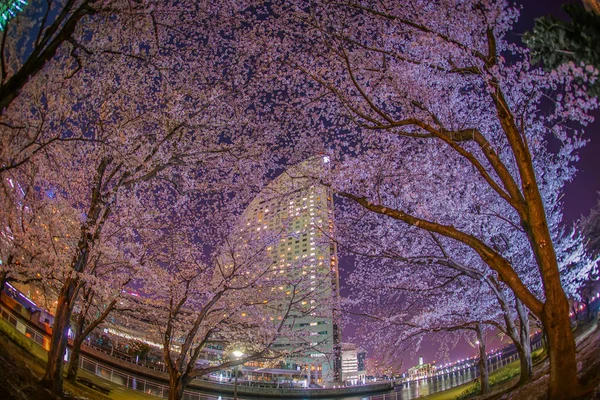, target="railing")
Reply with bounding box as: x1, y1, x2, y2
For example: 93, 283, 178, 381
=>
0, 302, 231, 400
0, 301, 49, 349
2, 299, 540, 400
77, 354, 227, 400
